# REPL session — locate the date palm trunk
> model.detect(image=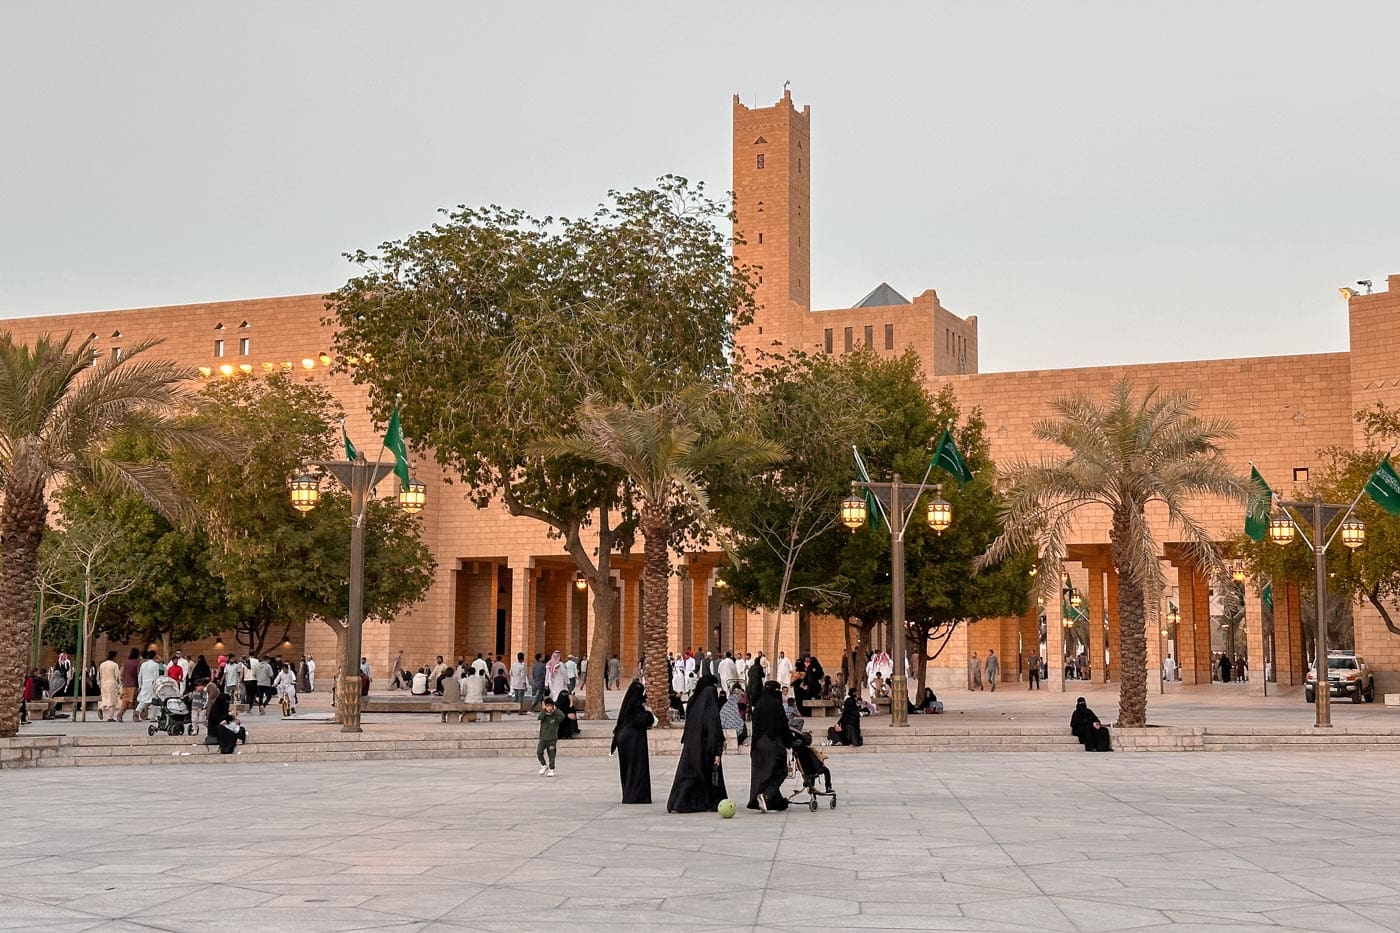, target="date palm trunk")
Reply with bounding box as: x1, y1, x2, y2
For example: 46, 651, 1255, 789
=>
0, 484, 47, 737
640, 505, 672, 726
1111, 507, 1149, 727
